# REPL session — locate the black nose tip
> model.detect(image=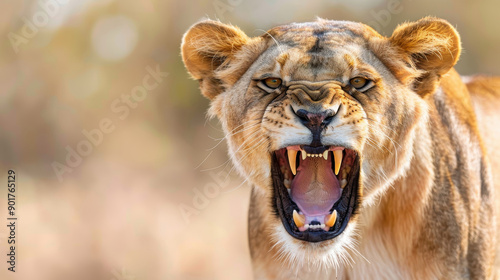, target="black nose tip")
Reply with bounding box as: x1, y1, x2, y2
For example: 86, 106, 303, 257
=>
294, 109, 334, 129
